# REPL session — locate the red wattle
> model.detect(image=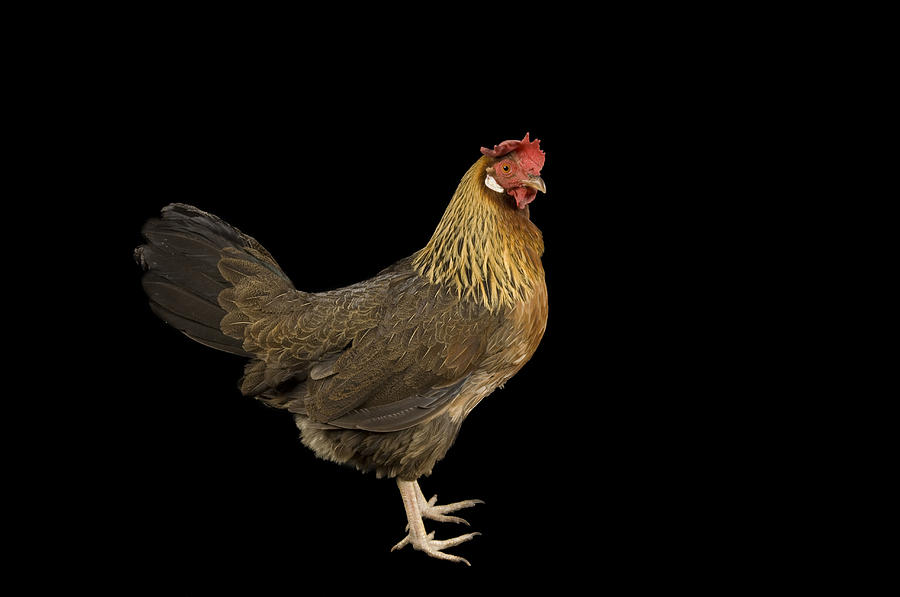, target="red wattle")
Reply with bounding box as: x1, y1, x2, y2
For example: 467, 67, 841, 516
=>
509, 187, 537, 209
